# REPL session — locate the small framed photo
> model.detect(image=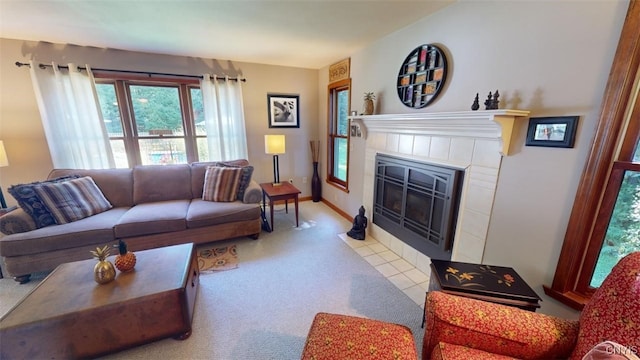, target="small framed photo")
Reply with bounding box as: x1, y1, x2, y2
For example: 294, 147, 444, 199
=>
267, 94, 300, 128
350, 124, 358, 137
525, 116, 579, 148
